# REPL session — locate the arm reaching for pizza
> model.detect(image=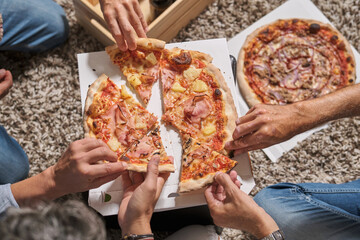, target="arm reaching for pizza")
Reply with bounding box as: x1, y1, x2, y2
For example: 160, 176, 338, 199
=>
0, 69, 13, 100
205, 171, 279, 239
100, 0, 148, 51
226, 84, 360, 154
118, 155, 169, 236
10, 138, 128, 206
